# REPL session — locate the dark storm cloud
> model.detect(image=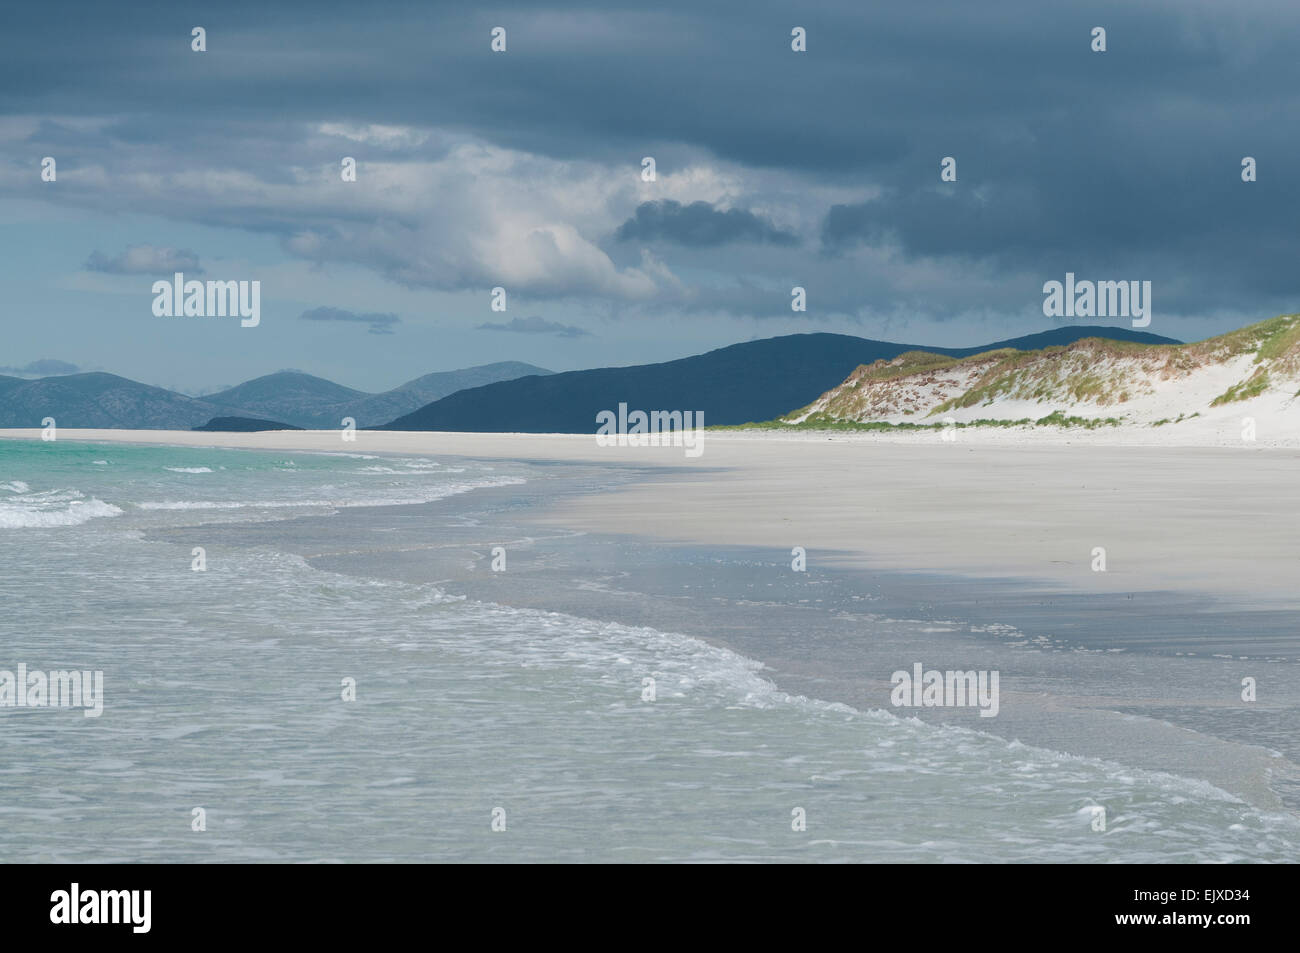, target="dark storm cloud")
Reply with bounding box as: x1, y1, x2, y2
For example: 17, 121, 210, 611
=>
300, 307, 401, 334
477, 316, 592, 338
617, 200, 797, 247
3, 0, 1299, 320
